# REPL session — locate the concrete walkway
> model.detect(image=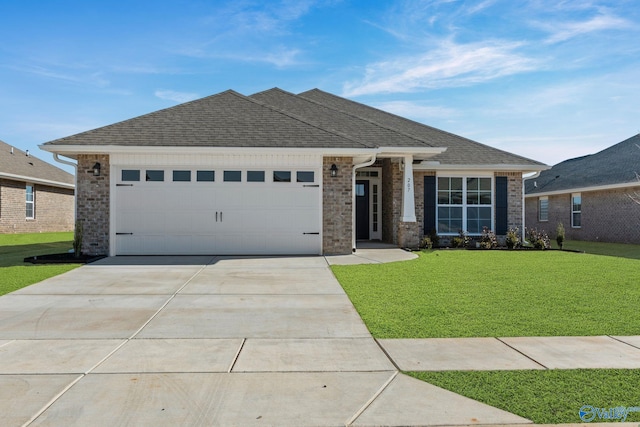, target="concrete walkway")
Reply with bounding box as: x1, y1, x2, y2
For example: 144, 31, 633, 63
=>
0, 254, 528, 427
